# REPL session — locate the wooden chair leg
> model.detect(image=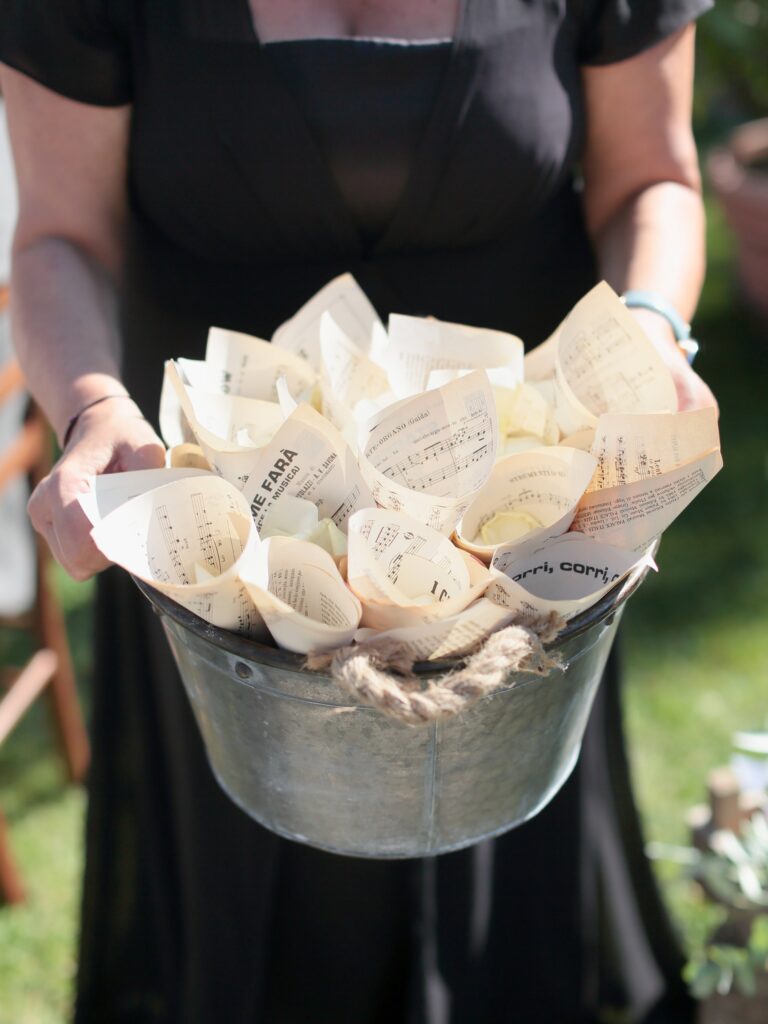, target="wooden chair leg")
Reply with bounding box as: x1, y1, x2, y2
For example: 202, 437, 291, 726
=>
0, 808, 25, 905
34, 538, 90, 784
0, 649, 58, 745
